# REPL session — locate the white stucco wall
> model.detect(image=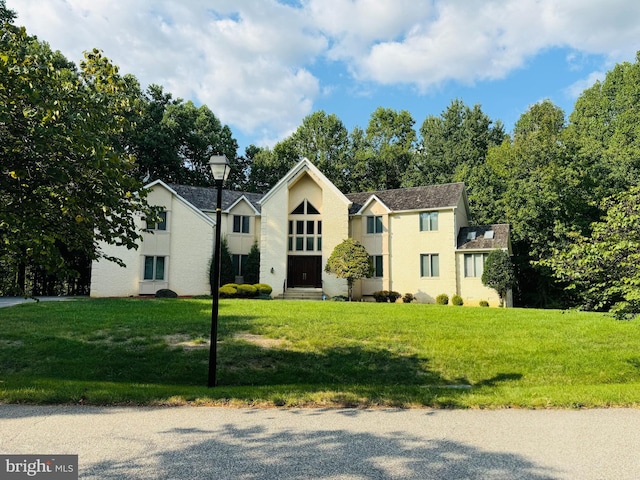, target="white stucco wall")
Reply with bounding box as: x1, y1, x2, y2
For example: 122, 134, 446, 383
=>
90, 230, 142, 297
